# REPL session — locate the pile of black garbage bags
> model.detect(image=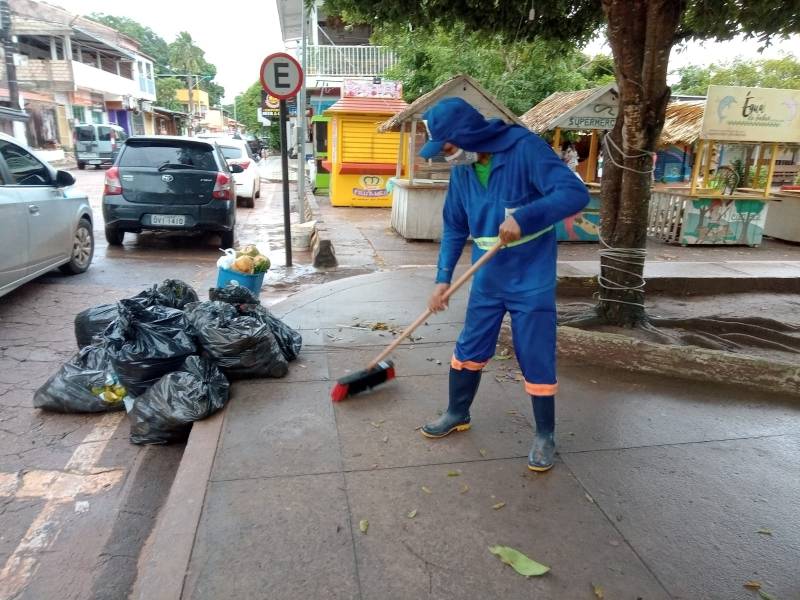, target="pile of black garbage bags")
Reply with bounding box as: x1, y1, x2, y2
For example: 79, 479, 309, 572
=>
34, 279, 302, 445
